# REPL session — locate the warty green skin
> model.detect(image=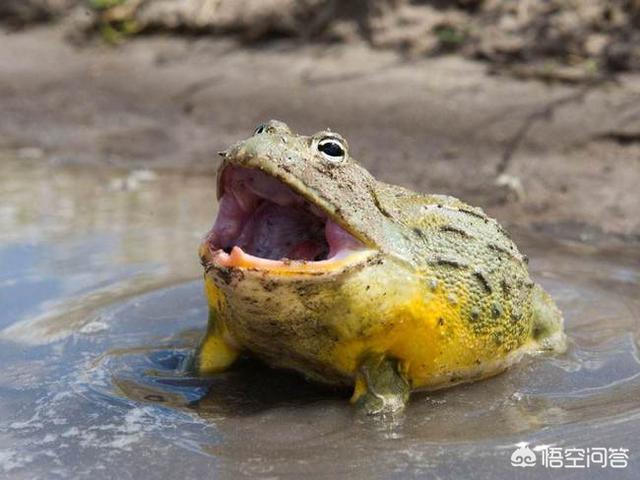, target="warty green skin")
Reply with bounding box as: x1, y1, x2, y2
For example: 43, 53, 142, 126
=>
198, 120, 566, 414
